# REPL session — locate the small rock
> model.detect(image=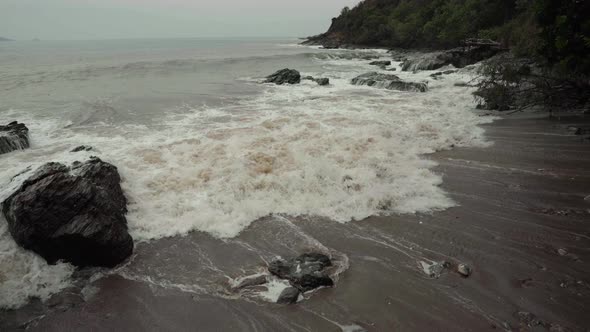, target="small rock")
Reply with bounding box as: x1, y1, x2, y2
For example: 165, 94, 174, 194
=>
369, 60, 391, 66
302, 76, 330, 86
314, 77, 330, 86
277, 287, 300, 304
457, 263, 472, 277
268, 253, 334, 292
584, 195, 590, 202
420, 261, 448, 278
557, 248, 568, 256
71, 145, 93, 152
369, 60, 391, 69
